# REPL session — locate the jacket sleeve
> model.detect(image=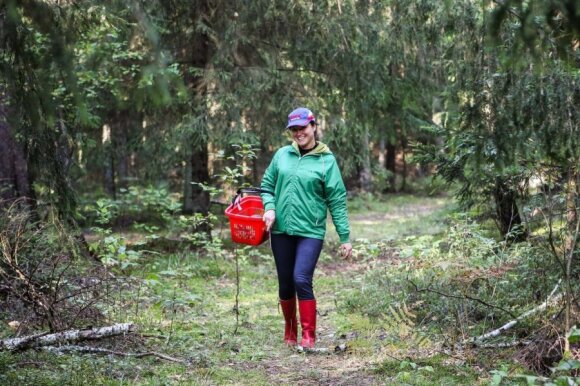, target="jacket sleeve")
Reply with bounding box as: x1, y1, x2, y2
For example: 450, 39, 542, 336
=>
325, 156, 350, 243
260, 150, 279, 212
